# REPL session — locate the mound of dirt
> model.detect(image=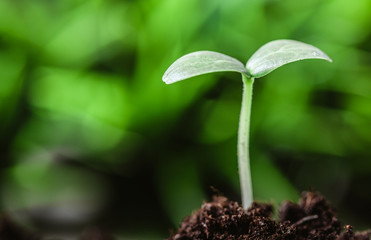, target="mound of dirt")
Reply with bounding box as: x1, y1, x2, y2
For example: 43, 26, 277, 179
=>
169, 192, 371, 240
